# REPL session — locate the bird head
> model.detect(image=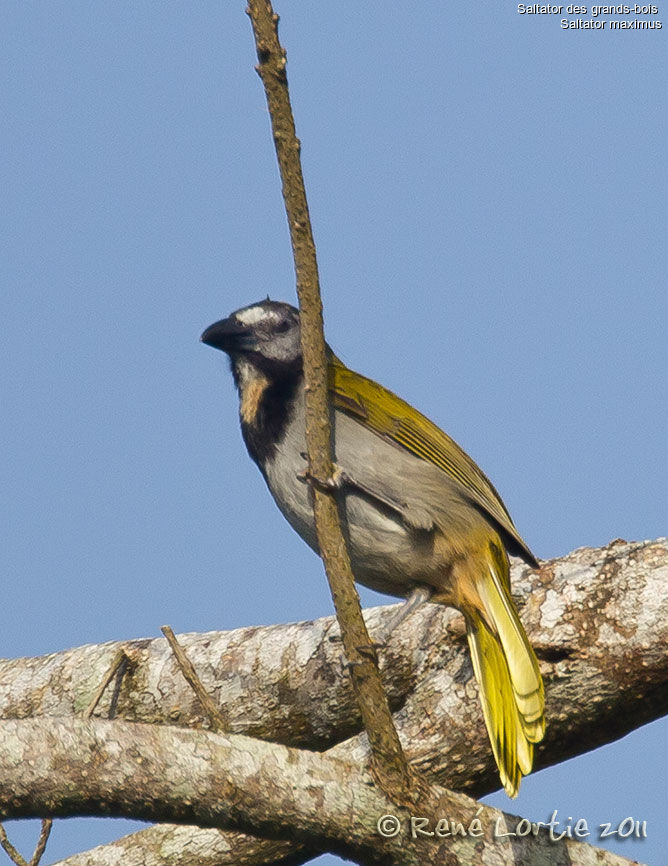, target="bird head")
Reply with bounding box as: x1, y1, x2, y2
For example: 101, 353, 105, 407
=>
201, 299, 303, 378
